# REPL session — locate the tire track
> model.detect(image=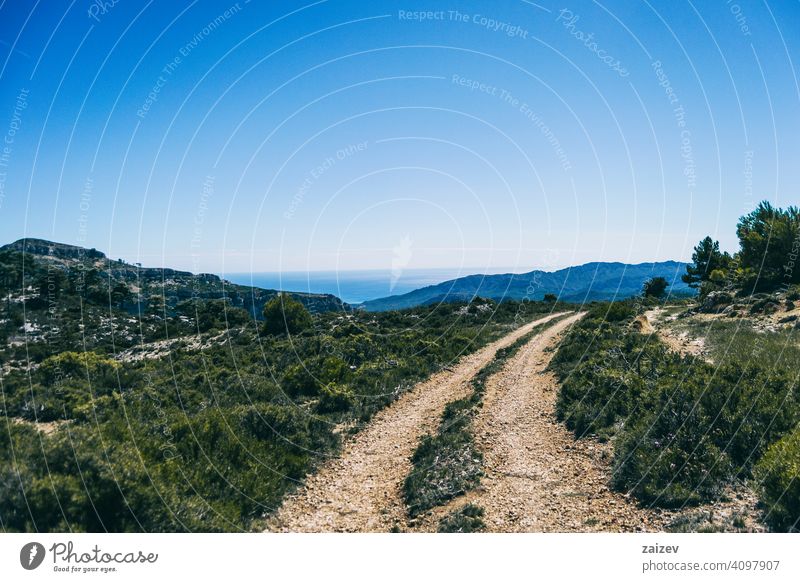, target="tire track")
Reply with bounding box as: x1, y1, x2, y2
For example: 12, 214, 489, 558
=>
469, 312, 670, 532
